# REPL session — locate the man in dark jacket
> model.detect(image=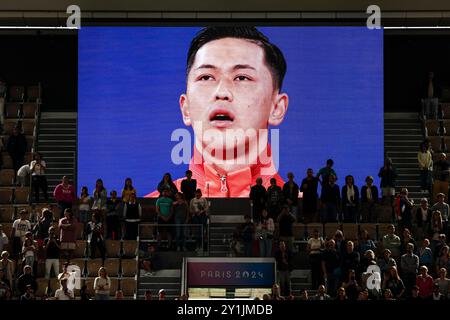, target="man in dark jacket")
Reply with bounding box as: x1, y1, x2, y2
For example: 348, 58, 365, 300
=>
282, 172, 299, 219
249, 177, 267, 223
275, 241, 293, 297
320, 174, 340, 223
